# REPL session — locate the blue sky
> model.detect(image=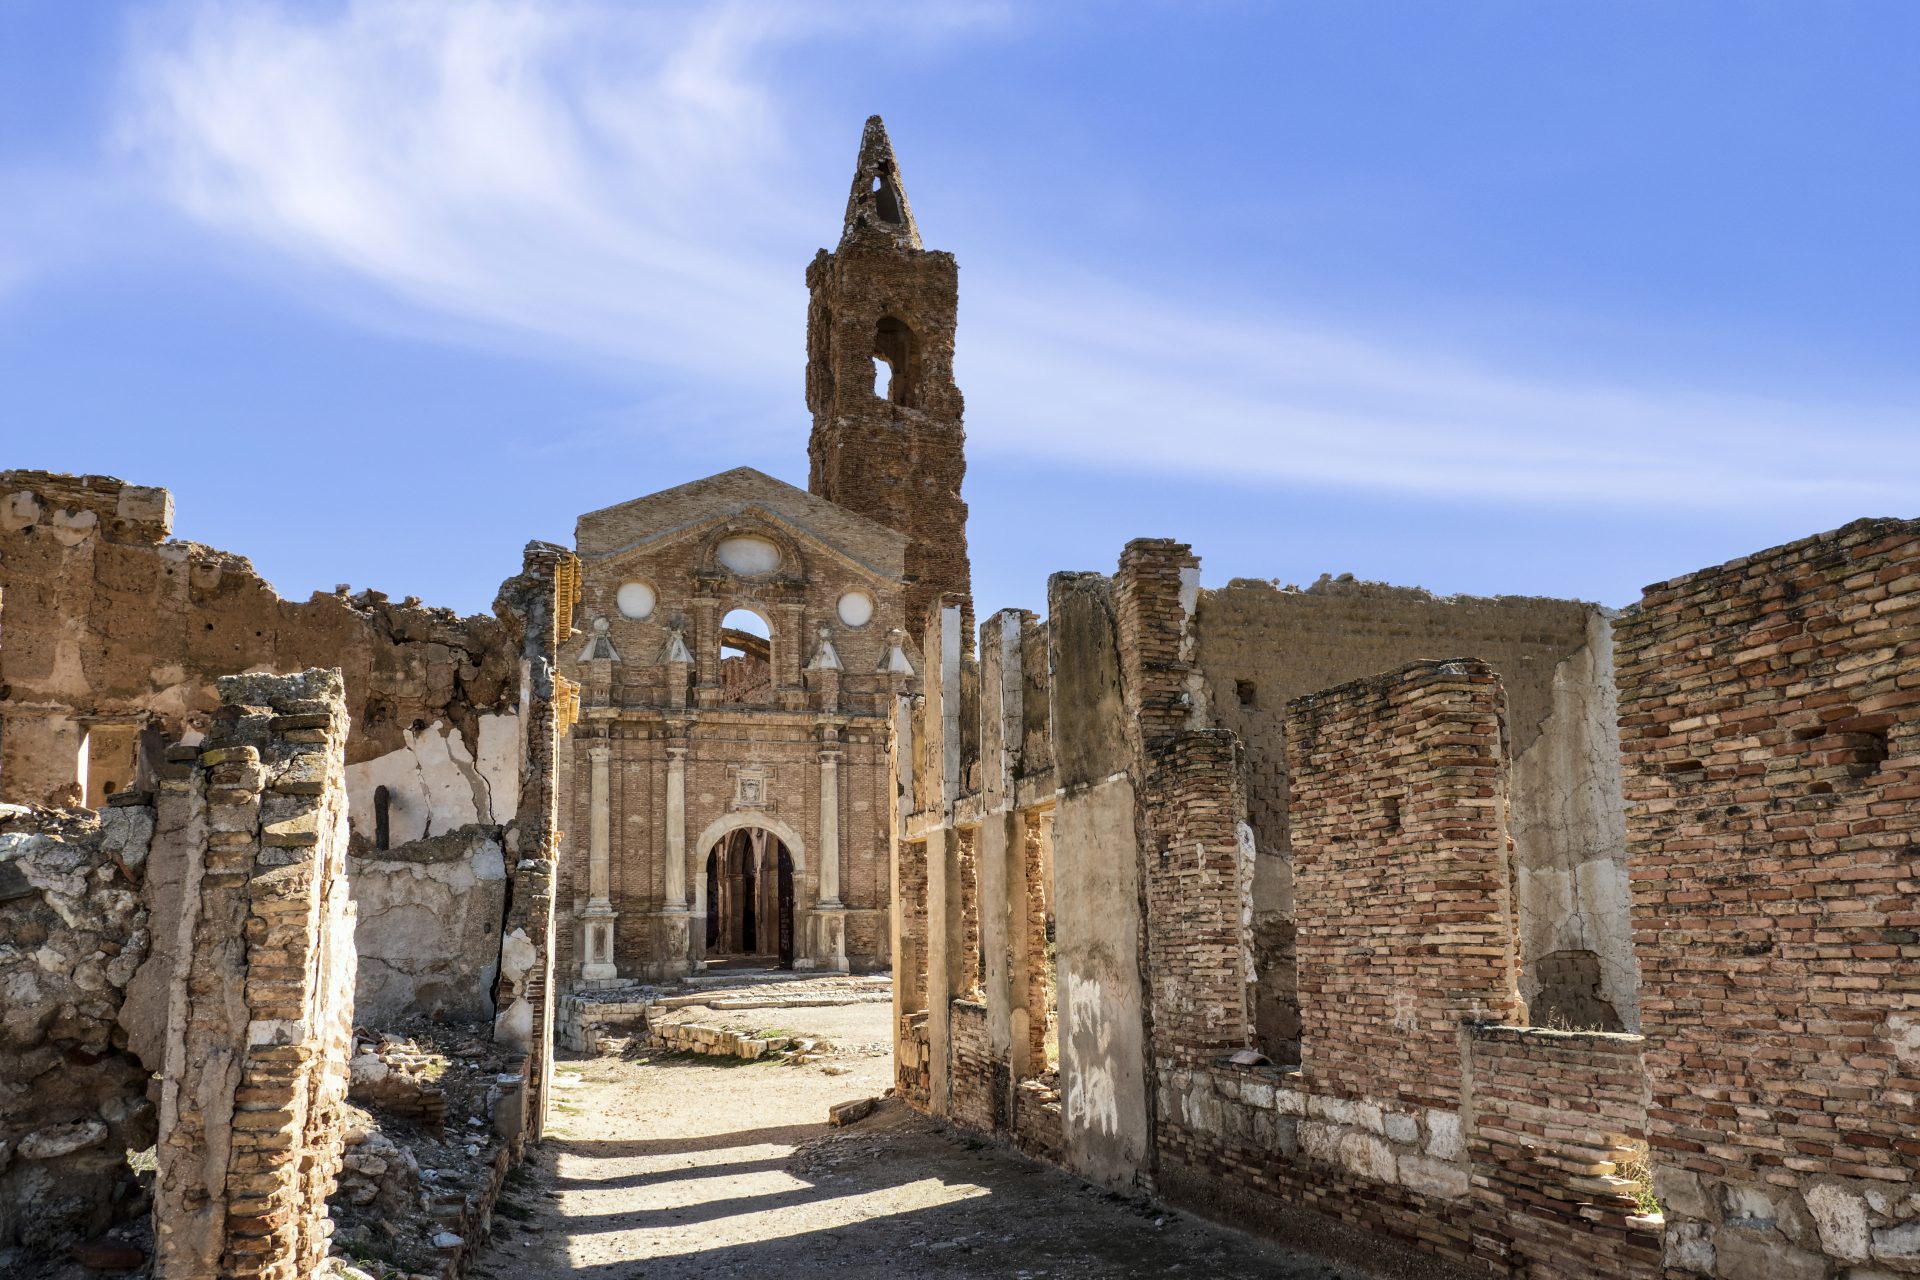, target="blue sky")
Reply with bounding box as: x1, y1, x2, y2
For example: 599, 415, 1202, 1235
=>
2, 1, 1915, 620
